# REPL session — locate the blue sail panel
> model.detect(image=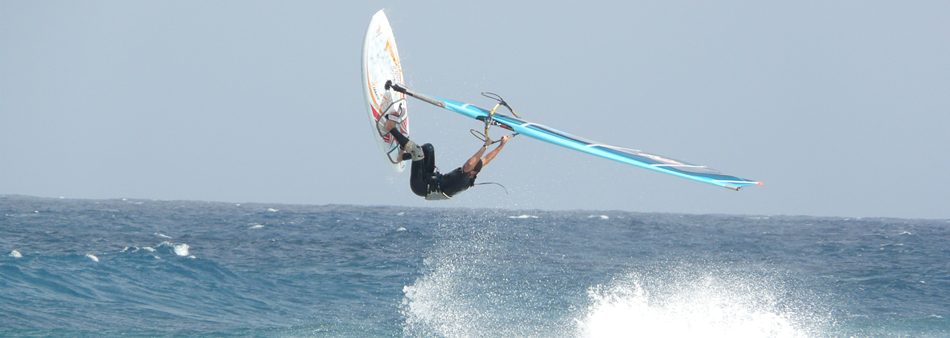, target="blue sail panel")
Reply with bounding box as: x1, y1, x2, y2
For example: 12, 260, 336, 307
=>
435, 97, 761, 190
